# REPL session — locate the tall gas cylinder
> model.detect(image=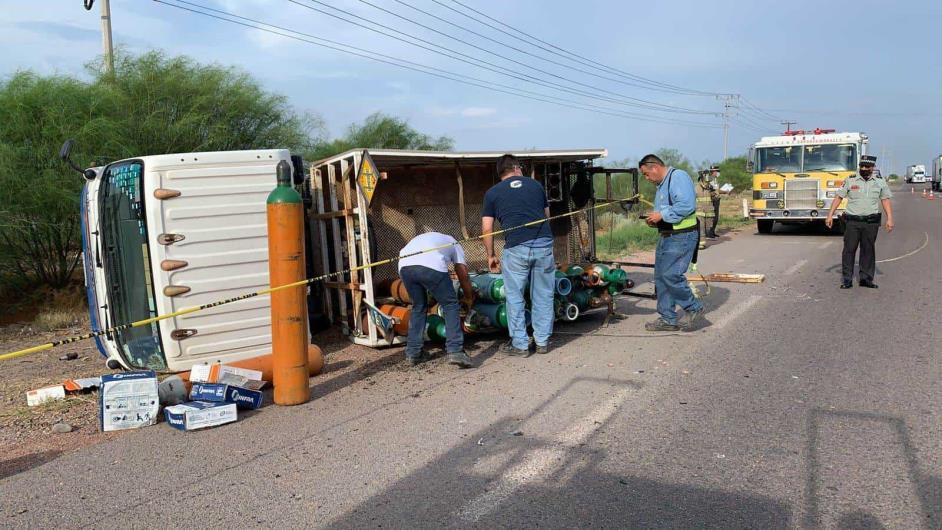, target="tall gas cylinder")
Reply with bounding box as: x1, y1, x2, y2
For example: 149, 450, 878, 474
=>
471, 273, 505, 303
554, 270, 573, 296
425, 314, 448, 342
267, 160, 310, 406
472, 302, 508, 329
